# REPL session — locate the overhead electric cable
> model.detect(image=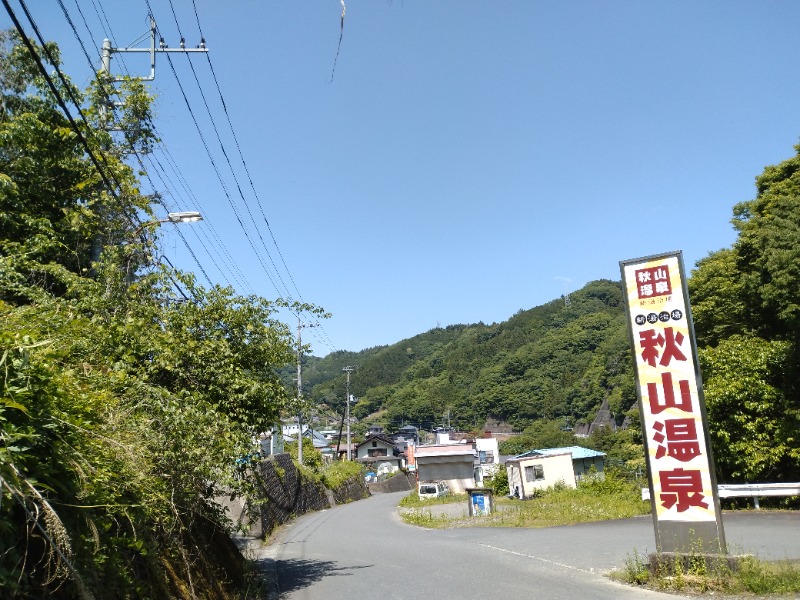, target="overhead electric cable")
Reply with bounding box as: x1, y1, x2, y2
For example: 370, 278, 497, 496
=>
162, 0, 295, 303
187, 0, 307, 305
186, 0, 338, 352
2, 0, 139, 231
159, 49, 283, 297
